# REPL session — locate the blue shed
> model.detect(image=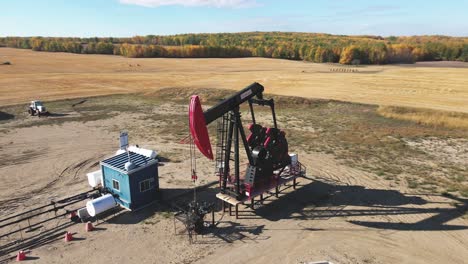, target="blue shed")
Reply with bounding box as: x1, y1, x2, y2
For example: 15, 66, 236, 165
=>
100, 151, 159, 210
